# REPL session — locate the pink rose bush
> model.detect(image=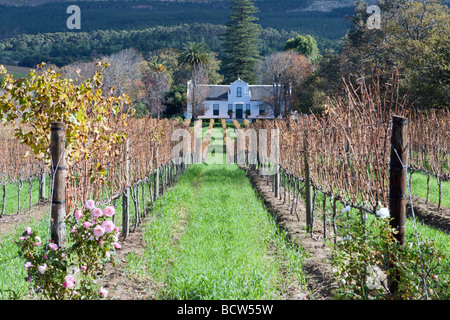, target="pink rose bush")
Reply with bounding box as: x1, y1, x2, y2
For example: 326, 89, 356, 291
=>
15, 200, 120, 300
